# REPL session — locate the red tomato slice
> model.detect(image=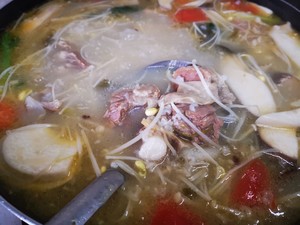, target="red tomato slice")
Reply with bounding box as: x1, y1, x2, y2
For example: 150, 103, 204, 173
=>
174, 8, 208, 23
151, 200, 205, 225
0, 101, 17, 130
173, 0, 197, 7
230, 159, 276, 209
221, 0, 263, 16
